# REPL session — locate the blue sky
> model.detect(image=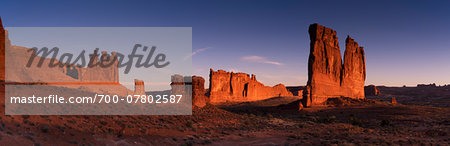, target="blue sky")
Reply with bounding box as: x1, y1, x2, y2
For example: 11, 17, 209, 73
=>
1, 0, 449, 87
